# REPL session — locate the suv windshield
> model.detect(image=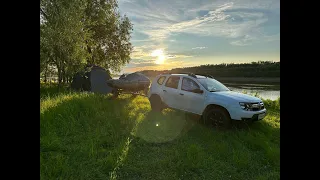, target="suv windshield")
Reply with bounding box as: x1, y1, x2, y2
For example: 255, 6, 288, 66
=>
197, 78, 230, 92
